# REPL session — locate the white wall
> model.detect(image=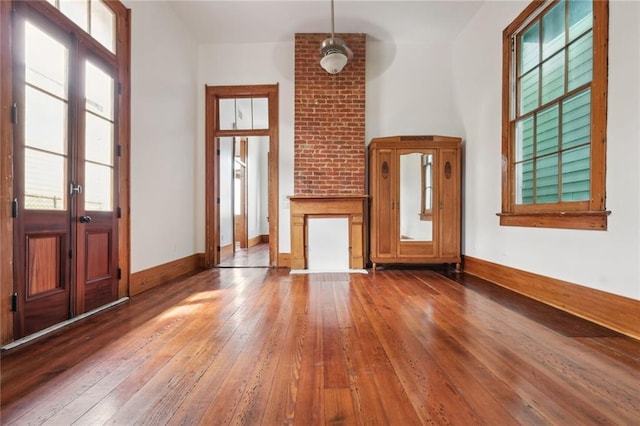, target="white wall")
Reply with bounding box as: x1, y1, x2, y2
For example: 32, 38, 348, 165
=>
452, 0, 640, 300
366, 40, 463, 140
126, 1, 199, 272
